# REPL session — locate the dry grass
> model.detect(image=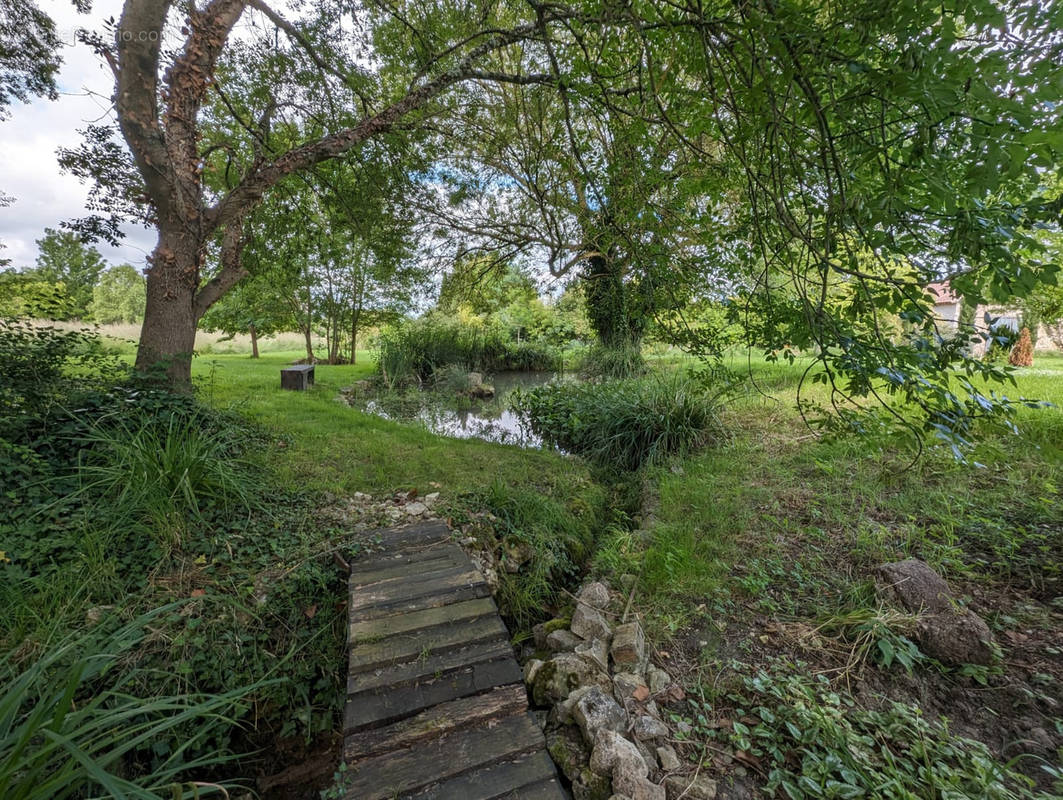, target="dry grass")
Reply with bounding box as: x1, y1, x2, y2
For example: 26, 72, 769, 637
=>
35, 320, 324, 355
